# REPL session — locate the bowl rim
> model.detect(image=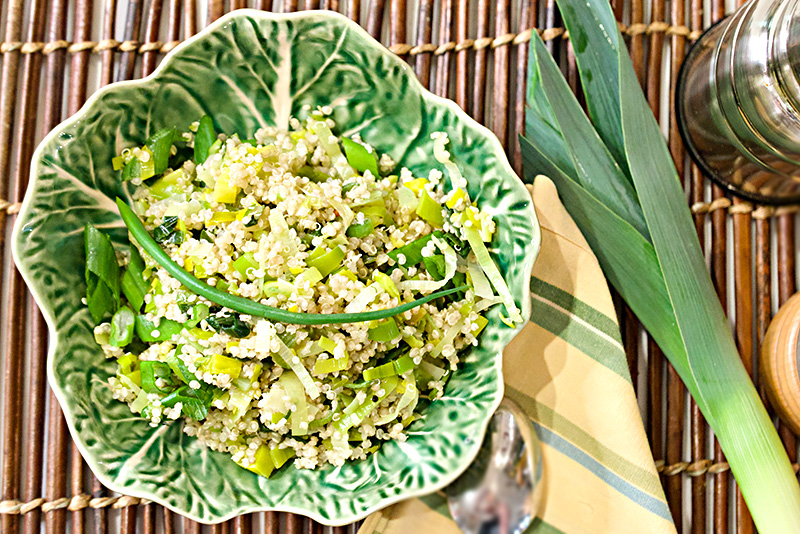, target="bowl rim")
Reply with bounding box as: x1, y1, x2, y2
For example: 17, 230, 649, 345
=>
12, 8, 540, 525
